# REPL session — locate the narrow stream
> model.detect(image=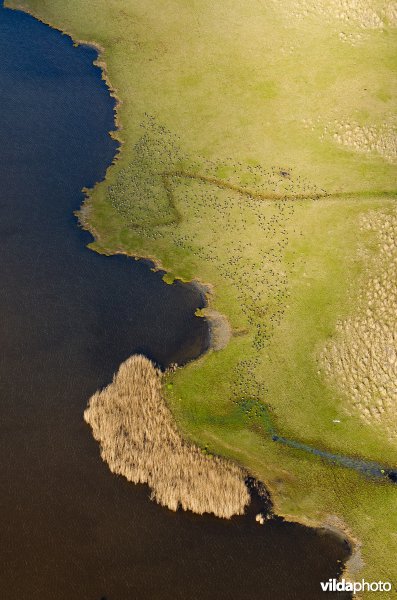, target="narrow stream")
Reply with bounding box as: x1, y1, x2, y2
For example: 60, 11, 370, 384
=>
237, 400, 397, 482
